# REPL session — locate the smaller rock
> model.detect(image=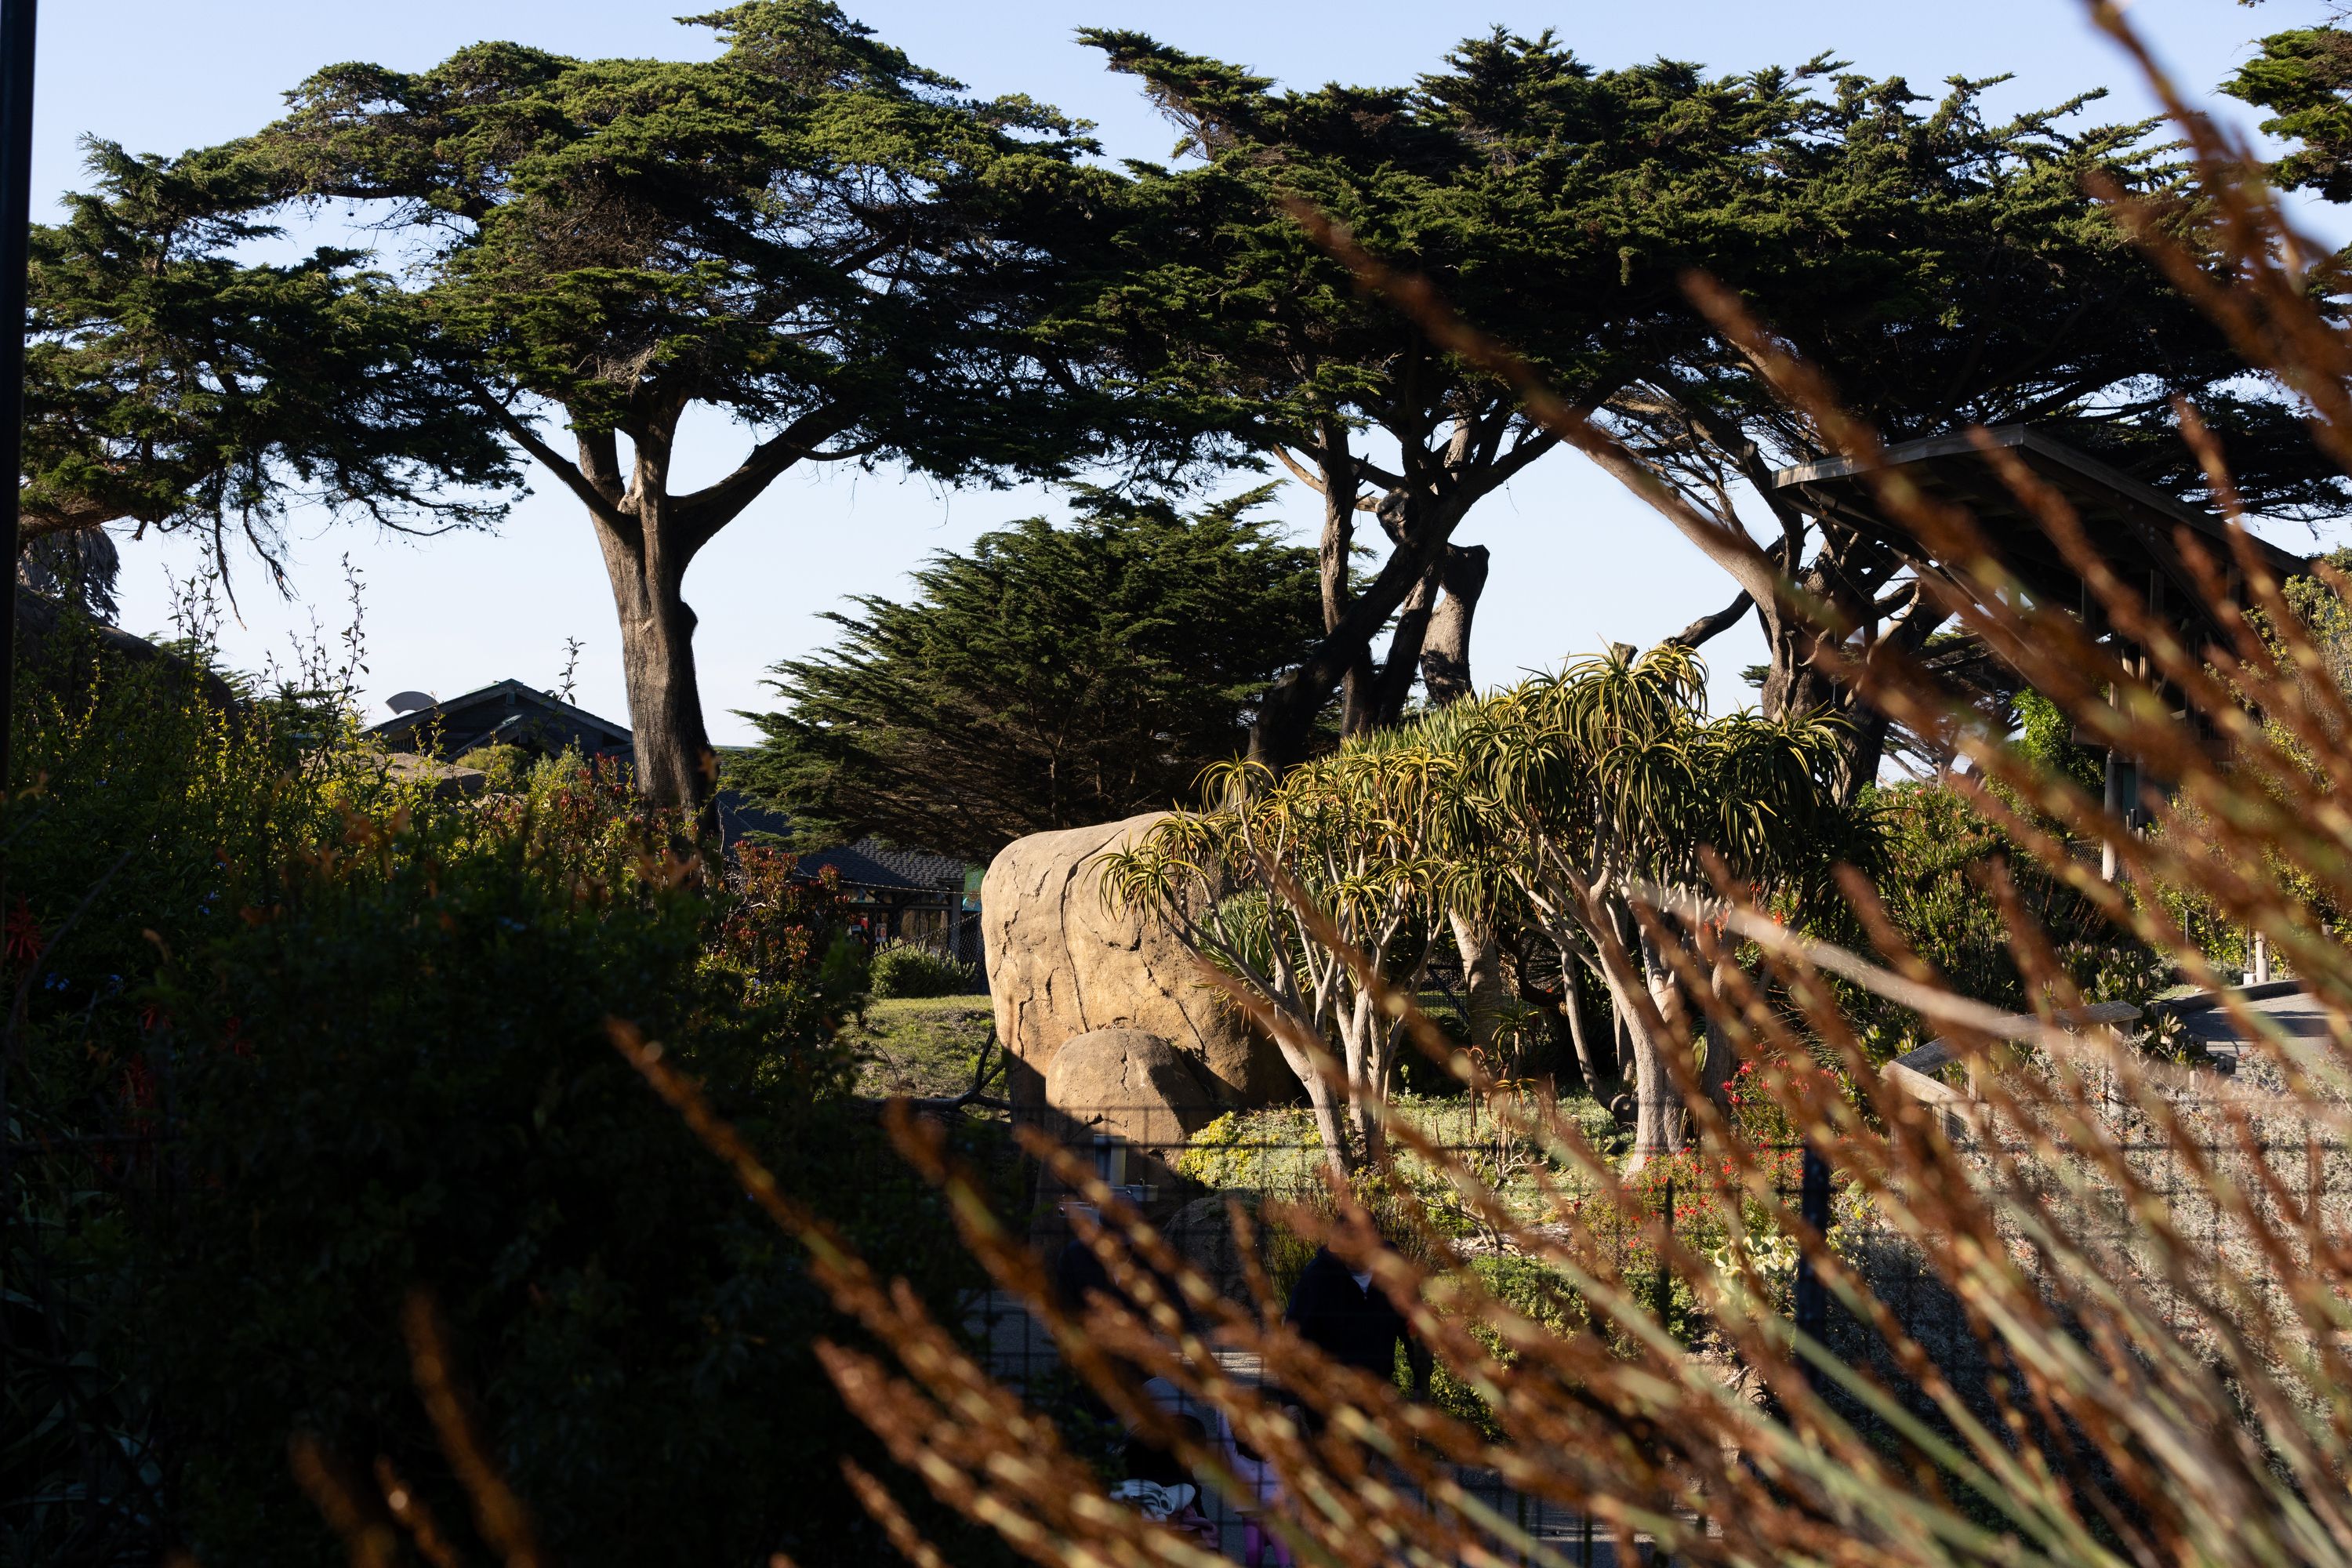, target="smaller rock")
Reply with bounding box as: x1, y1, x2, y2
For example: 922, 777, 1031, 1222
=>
1045, 1027, 1221, 1153
1043, 1029, 1223, 1219
1164, 1192, 1262, 1305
